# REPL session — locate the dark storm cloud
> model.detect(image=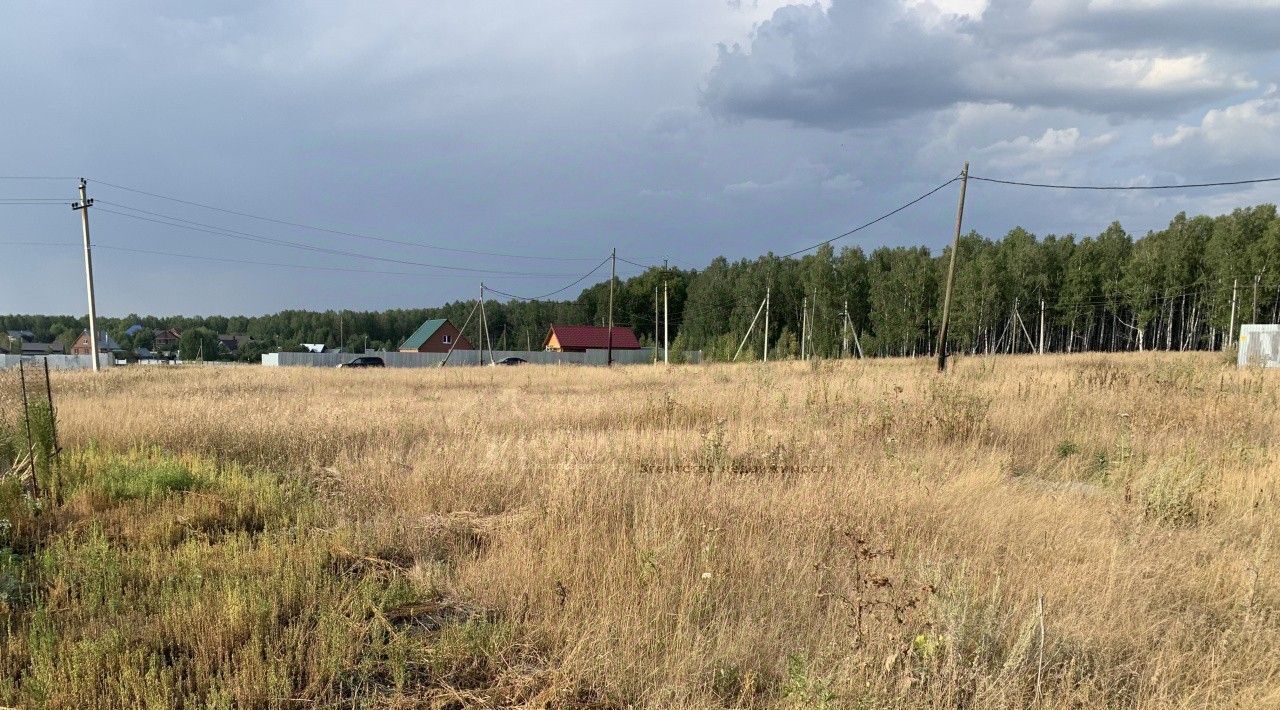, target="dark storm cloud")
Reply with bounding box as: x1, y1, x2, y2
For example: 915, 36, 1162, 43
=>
703, 0, 1268, 129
